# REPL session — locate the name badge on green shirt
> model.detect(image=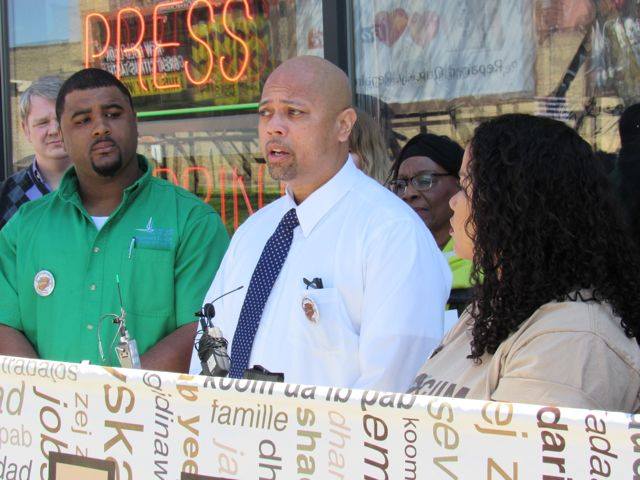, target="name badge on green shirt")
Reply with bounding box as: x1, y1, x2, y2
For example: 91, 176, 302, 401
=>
134, 217, 174, 250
